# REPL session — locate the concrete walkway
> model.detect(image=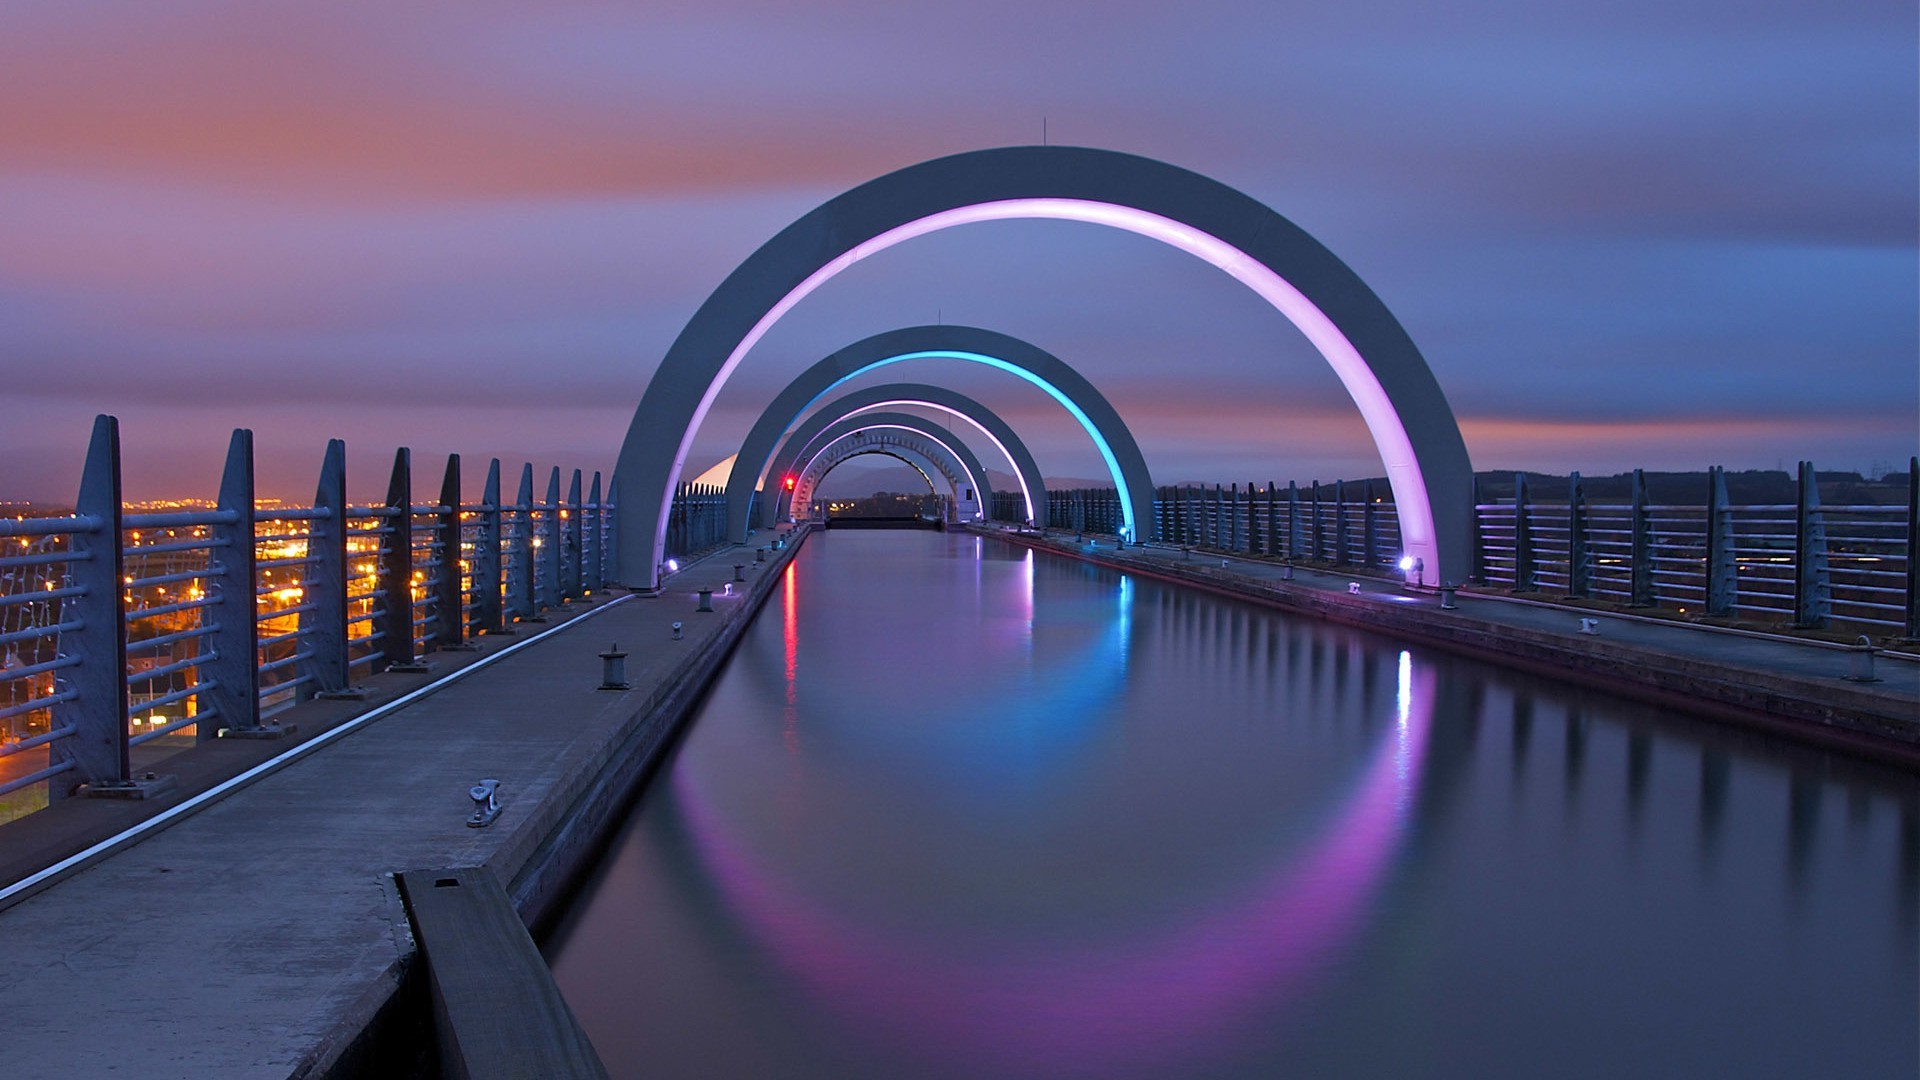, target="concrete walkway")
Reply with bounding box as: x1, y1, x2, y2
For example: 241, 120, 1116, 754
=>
975, 526, 1919, 761
0, 532, 803, 1079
